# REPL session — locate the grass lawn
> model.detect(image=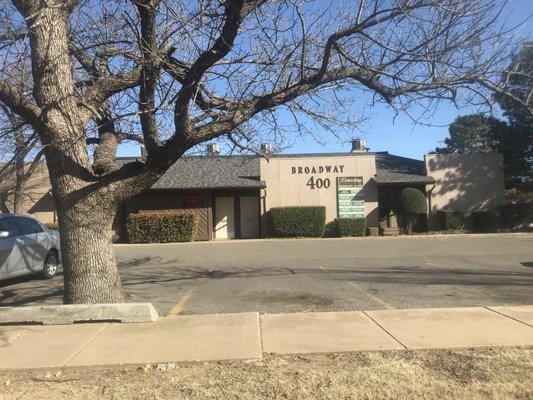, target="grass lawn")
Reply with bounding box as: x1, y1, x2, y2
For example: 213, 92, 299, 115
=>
1, 347, 531, 399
